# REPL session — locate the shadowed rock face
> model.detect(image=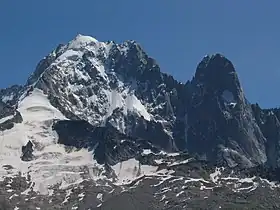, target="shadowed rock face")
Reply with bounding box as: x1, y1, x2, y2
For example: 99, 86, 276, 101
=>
252, 105, 280, 168
0, 101, 15, 119
186, 54, 266, 168
53, 120, 160, 165
0, 101, 23, 132
21, 140, 34, 161
194, 54, 241, 95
